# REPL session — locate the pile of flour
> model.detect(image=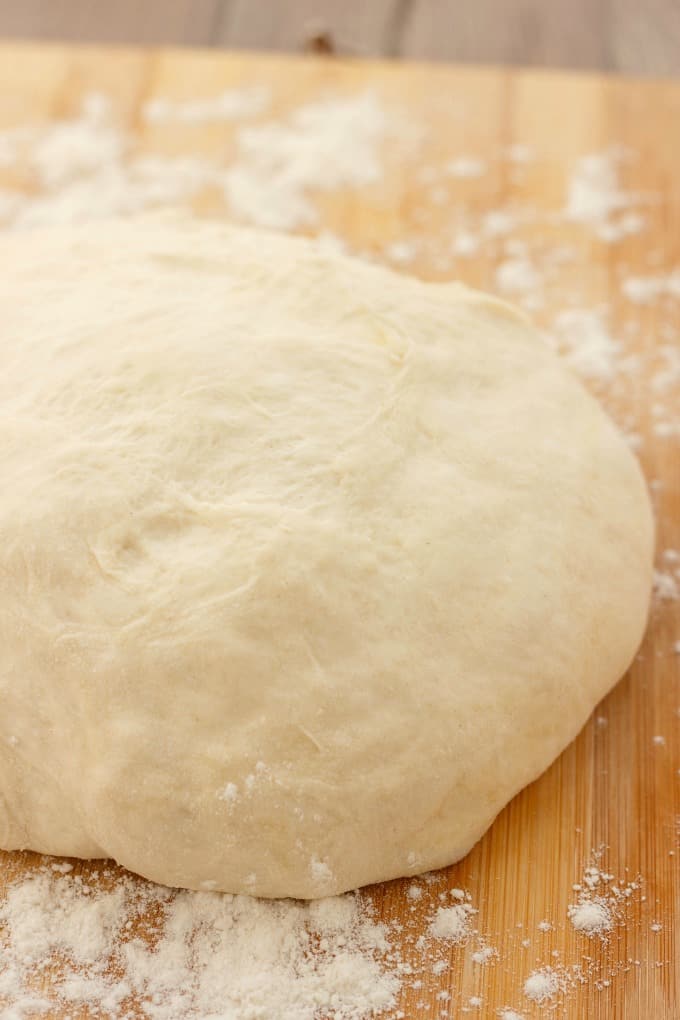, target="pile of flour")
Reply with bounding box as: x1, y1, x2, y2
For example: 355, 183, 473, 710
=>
0, 862, 399, 1019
